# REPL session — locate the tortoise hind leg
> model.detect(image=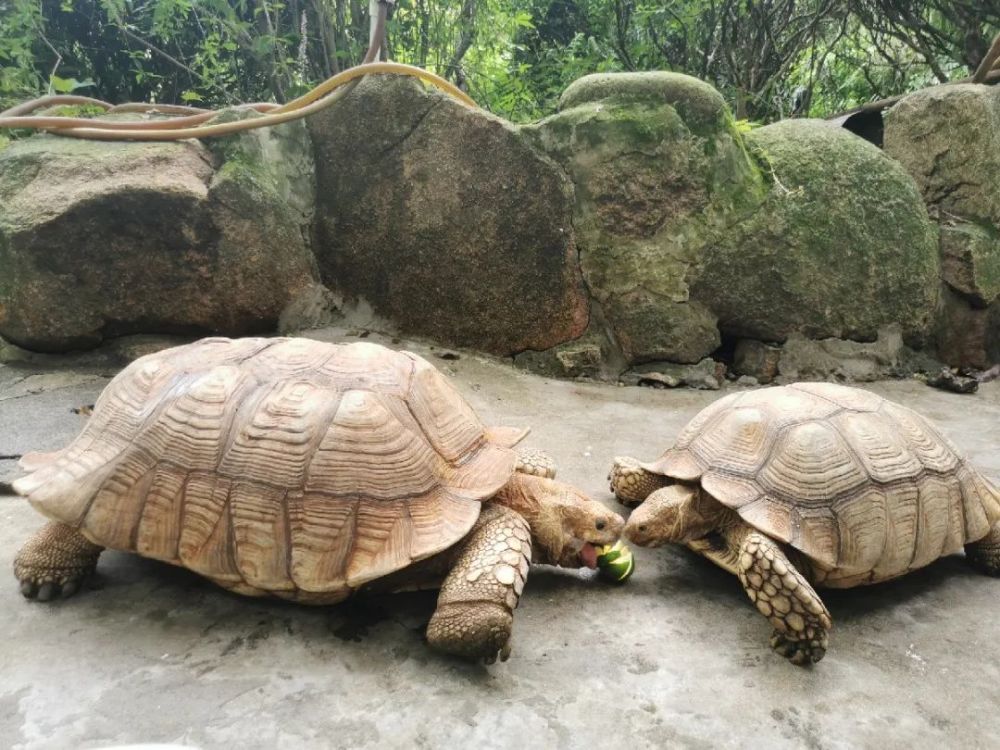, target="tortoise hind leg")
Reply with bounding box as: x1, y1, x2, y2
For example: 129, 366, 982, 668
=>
966, 521, 1000, 575
426, 505, 531, 663
733, 525, 832, 665
608, 456, 671, 507
14, 521, 103, 601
